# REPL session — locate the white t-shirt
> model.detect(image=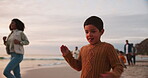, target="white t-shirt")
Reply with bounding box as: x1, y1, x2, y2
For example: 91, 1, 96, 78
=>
126, 44, 128, 54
